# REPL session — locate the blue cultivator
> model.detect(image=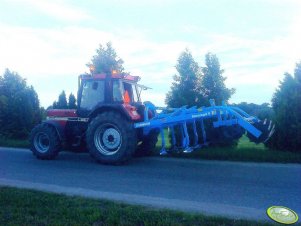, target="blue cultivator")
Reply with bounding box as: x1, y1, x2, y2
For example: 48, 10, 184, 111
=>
134, 100, 275, 155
